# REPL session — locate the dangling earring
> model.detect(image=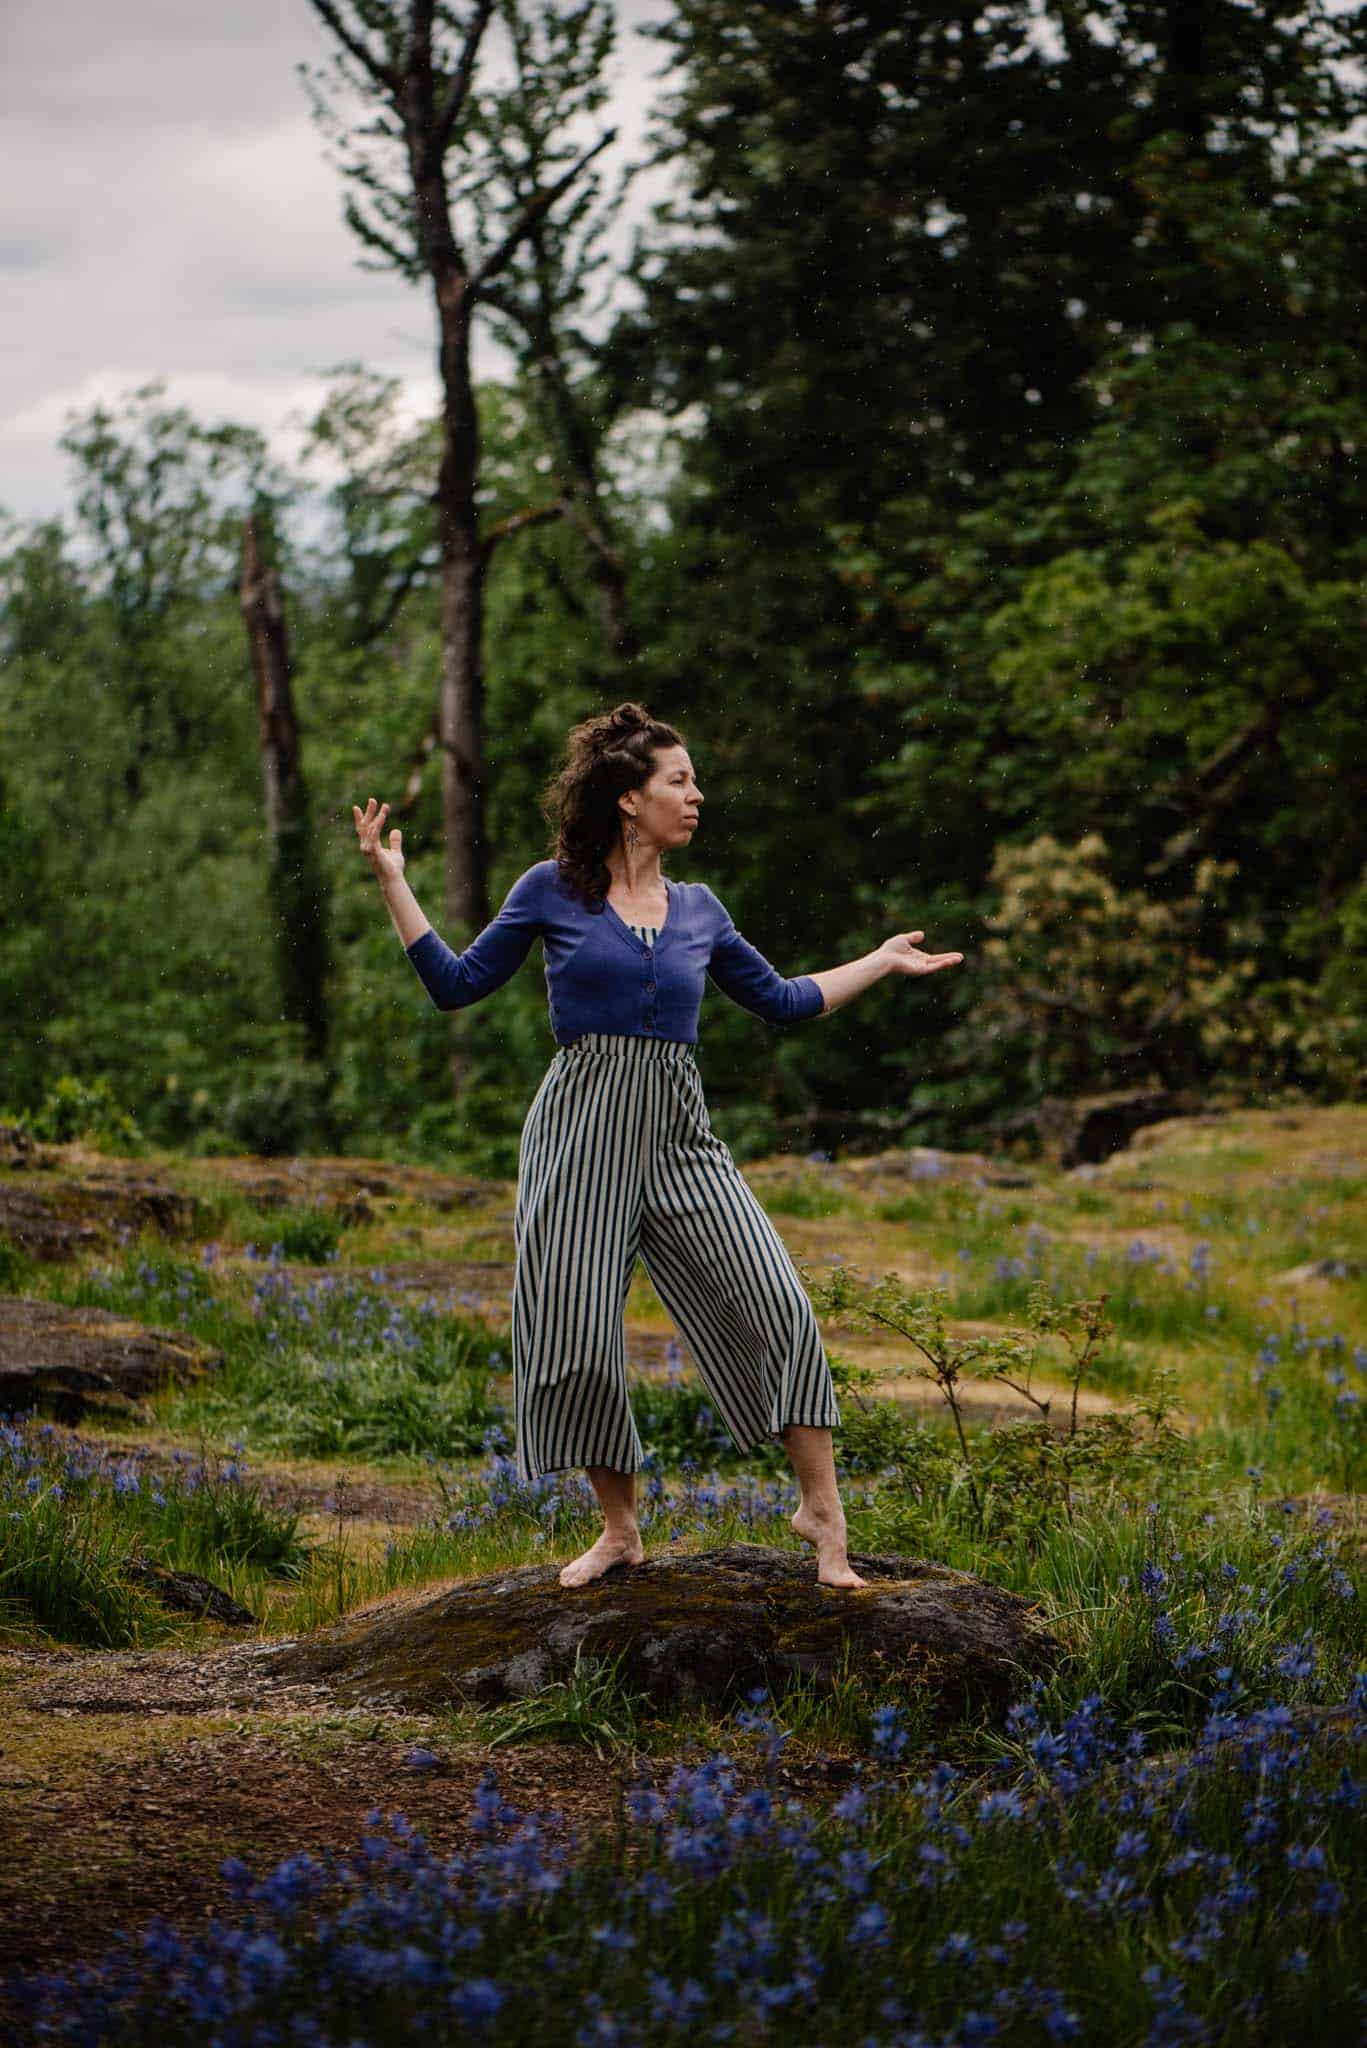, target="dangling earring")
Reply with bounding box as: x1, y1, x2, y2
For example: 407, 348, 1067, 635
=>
624, 812, 638, 853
